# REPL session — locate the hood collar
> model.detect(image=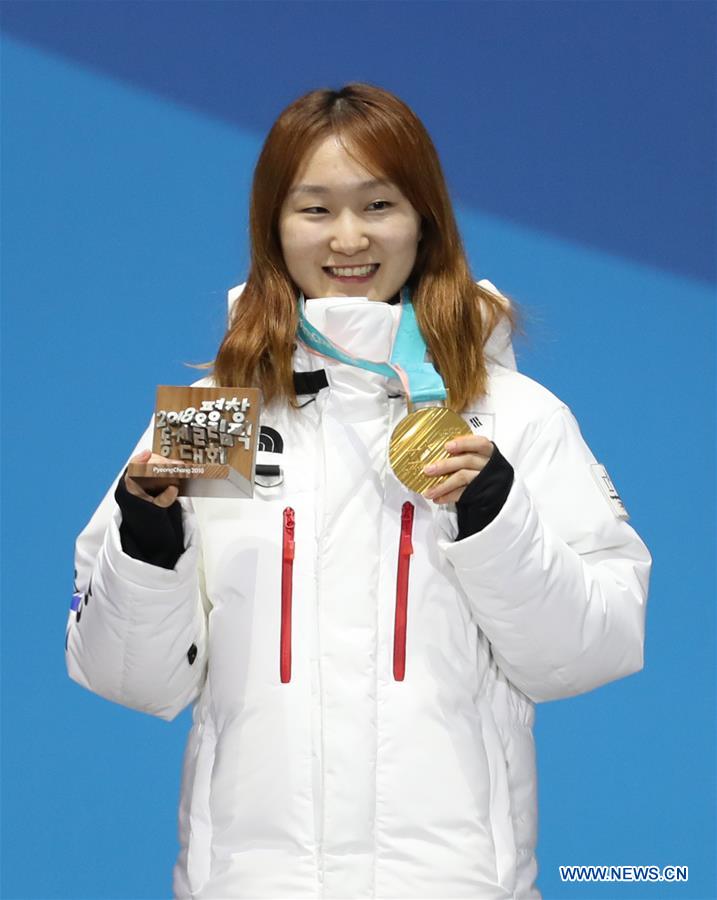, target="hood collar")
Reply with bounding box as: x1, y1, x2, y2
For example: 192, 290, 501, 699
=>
225, 280, 517, 374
